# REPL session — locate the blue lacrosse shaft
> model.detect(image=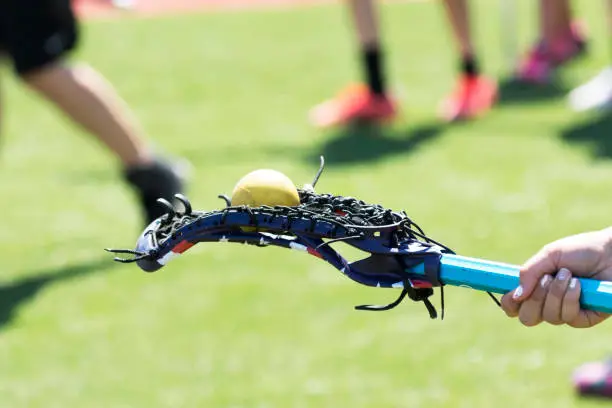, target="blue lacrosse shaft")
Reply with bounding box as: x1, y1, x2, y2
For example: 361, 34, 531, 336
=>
407, 254, 612, 314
